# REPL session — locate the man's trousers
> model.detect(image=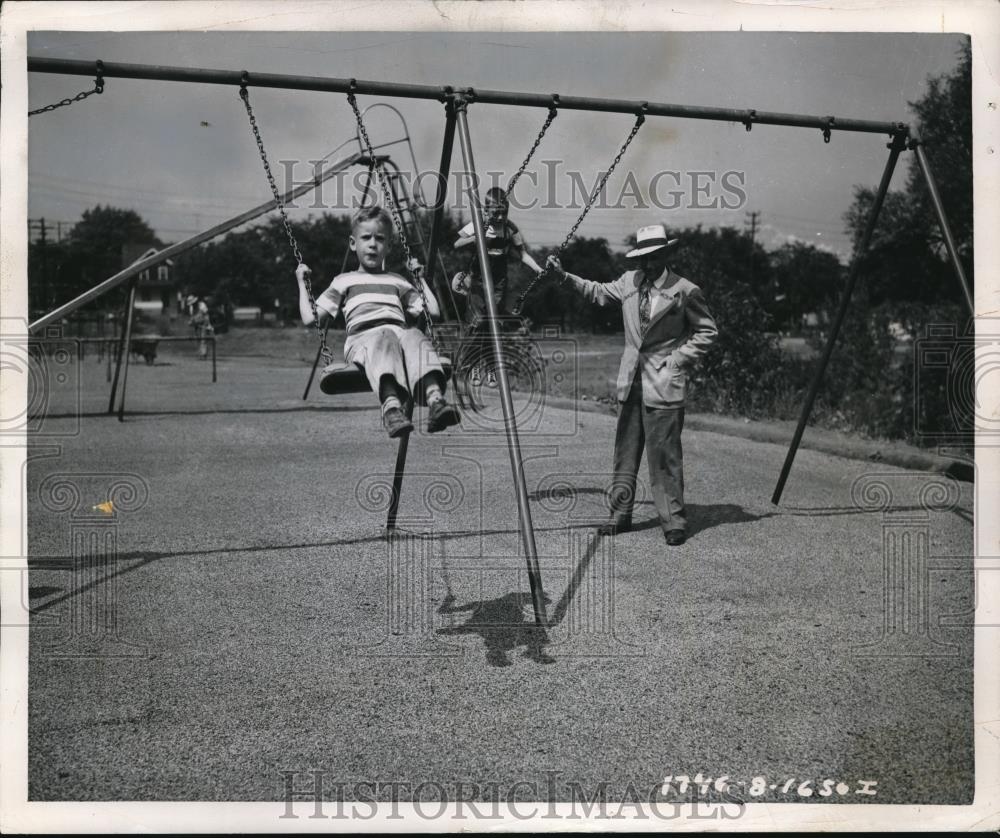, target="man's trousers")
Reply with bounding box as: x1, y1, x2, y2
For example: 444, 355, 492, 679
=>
608, 375, 687, 533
